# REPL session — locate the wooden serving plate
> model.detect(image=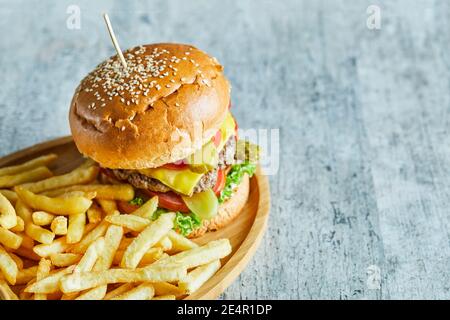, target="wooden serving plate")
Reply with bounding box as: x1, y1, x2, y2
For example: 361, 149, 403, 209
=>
0, 136, 270, 300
